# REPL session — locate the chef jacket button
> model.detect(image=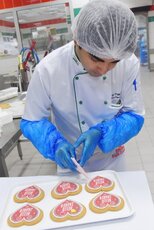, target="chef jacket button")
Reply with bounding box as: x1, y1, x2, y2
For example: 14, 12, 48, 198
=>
79, 100, 83, 104
104, 101, 108, 105
103, 76, 107, 80
75, 76, 79, 80
81, 121, 85, 125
